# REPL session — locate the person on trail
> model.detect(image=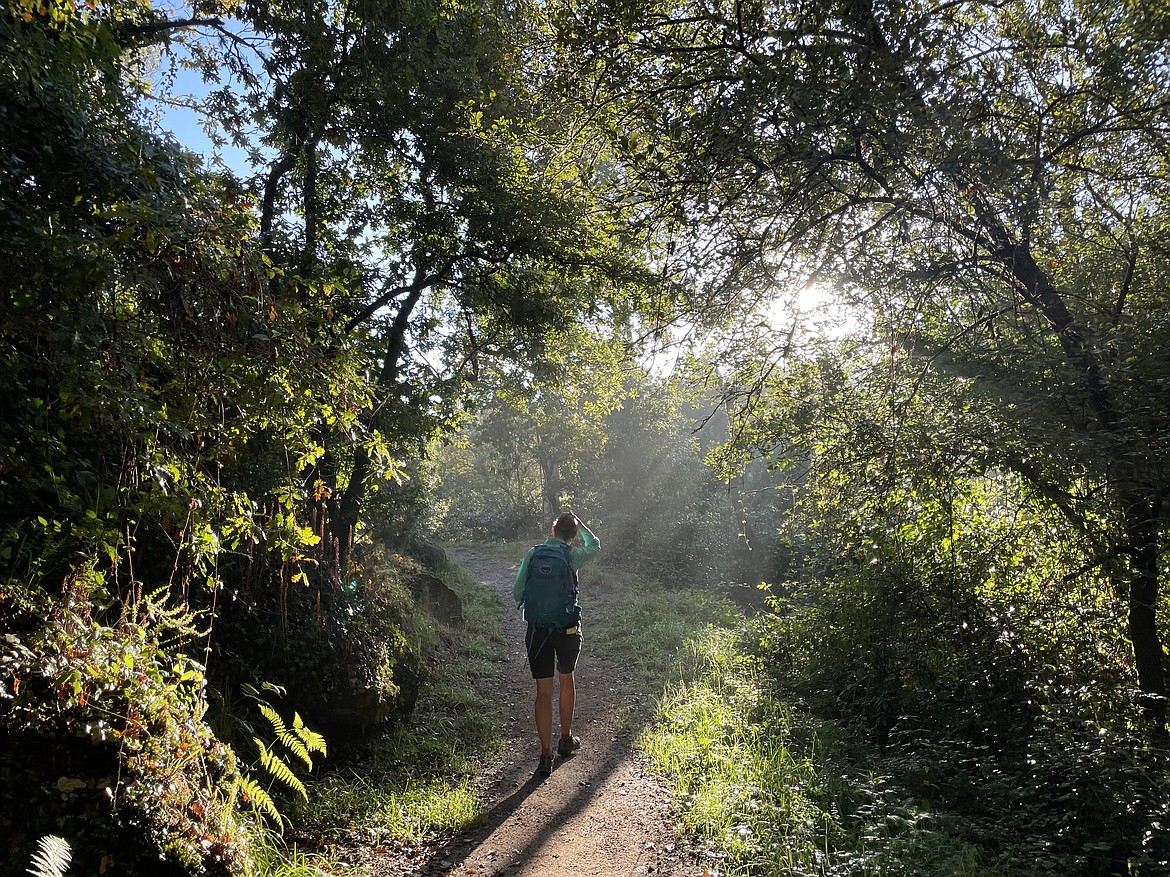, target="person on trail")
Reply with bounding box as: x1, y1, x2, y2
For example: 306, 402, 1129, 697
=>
513, 512, 601, 778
